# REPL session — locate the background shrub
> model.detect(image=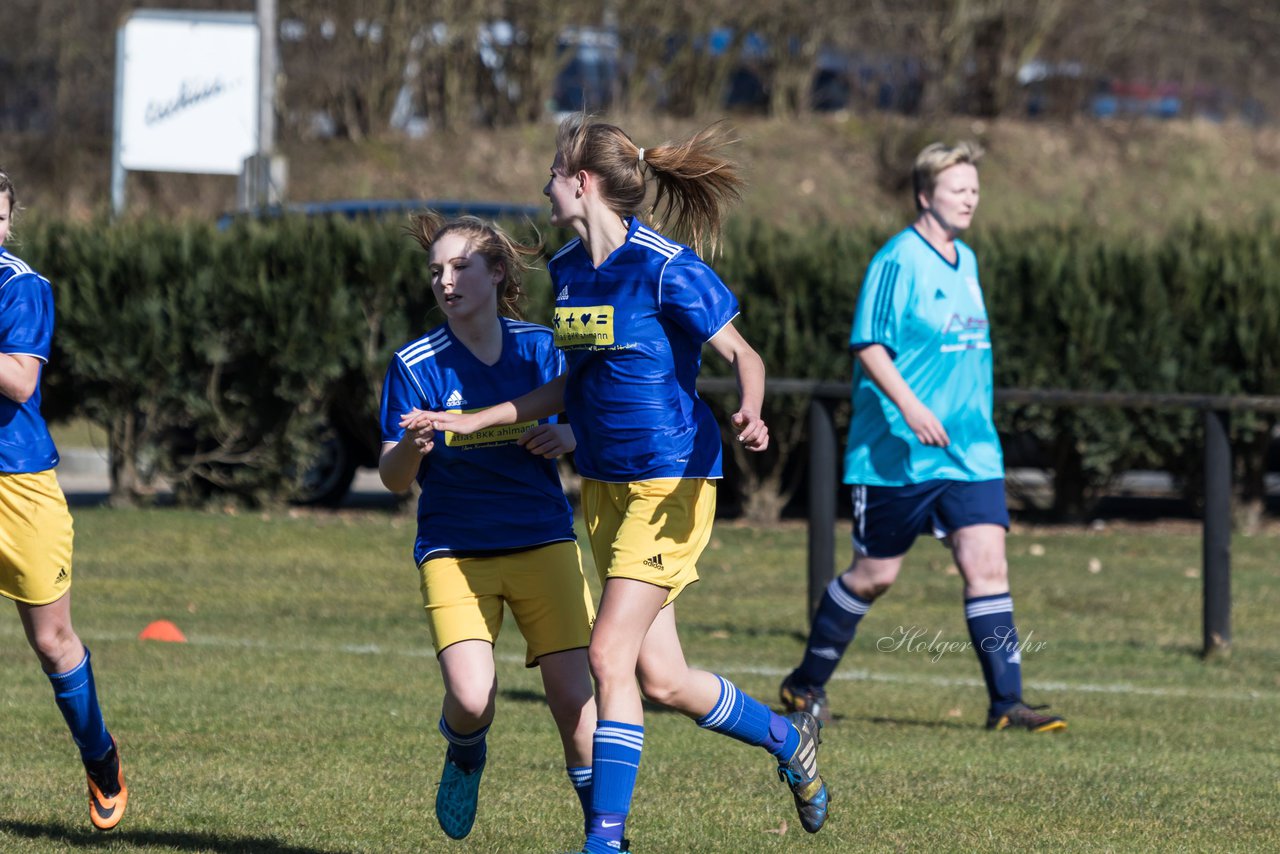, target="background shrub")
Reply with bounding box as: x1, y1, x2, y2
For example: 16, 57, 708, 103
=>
22, 215, 1279, 518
